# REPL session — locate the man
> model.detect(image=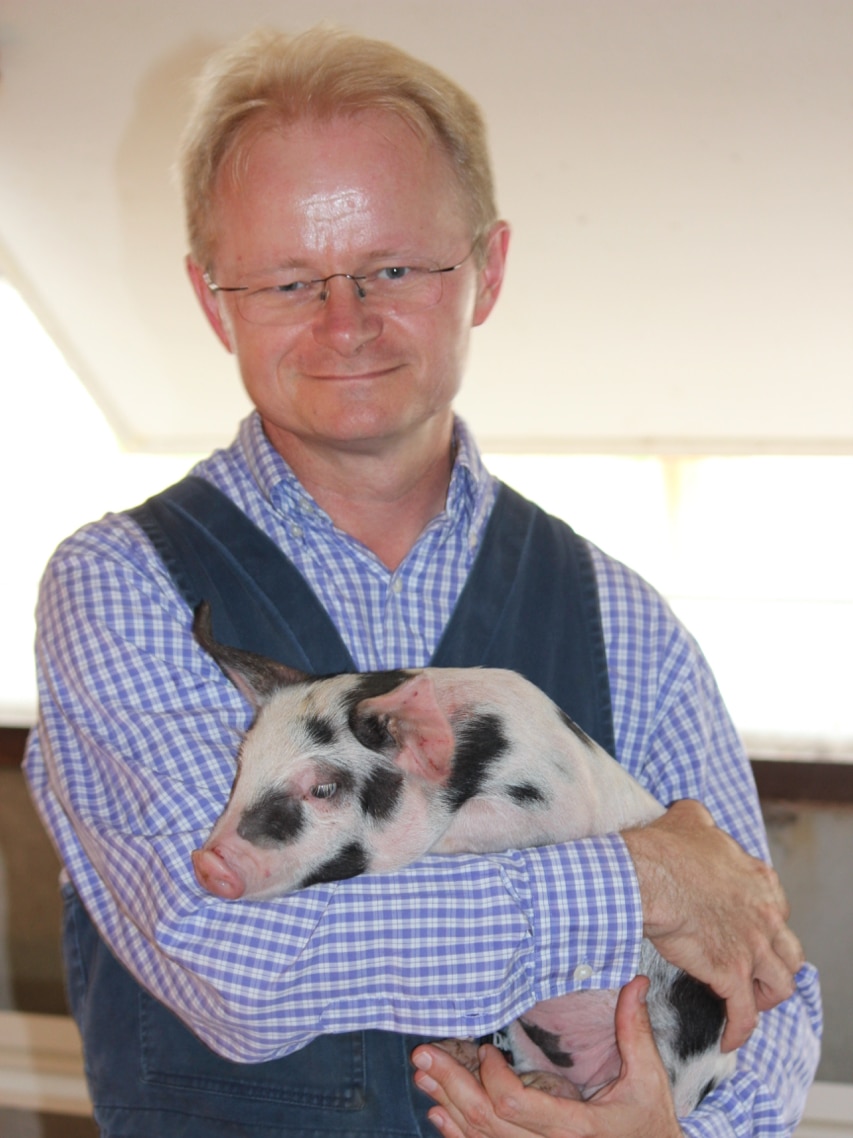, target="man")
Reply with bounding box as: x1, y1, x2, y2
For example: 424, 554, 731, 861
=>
25, 26, 819, 1138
